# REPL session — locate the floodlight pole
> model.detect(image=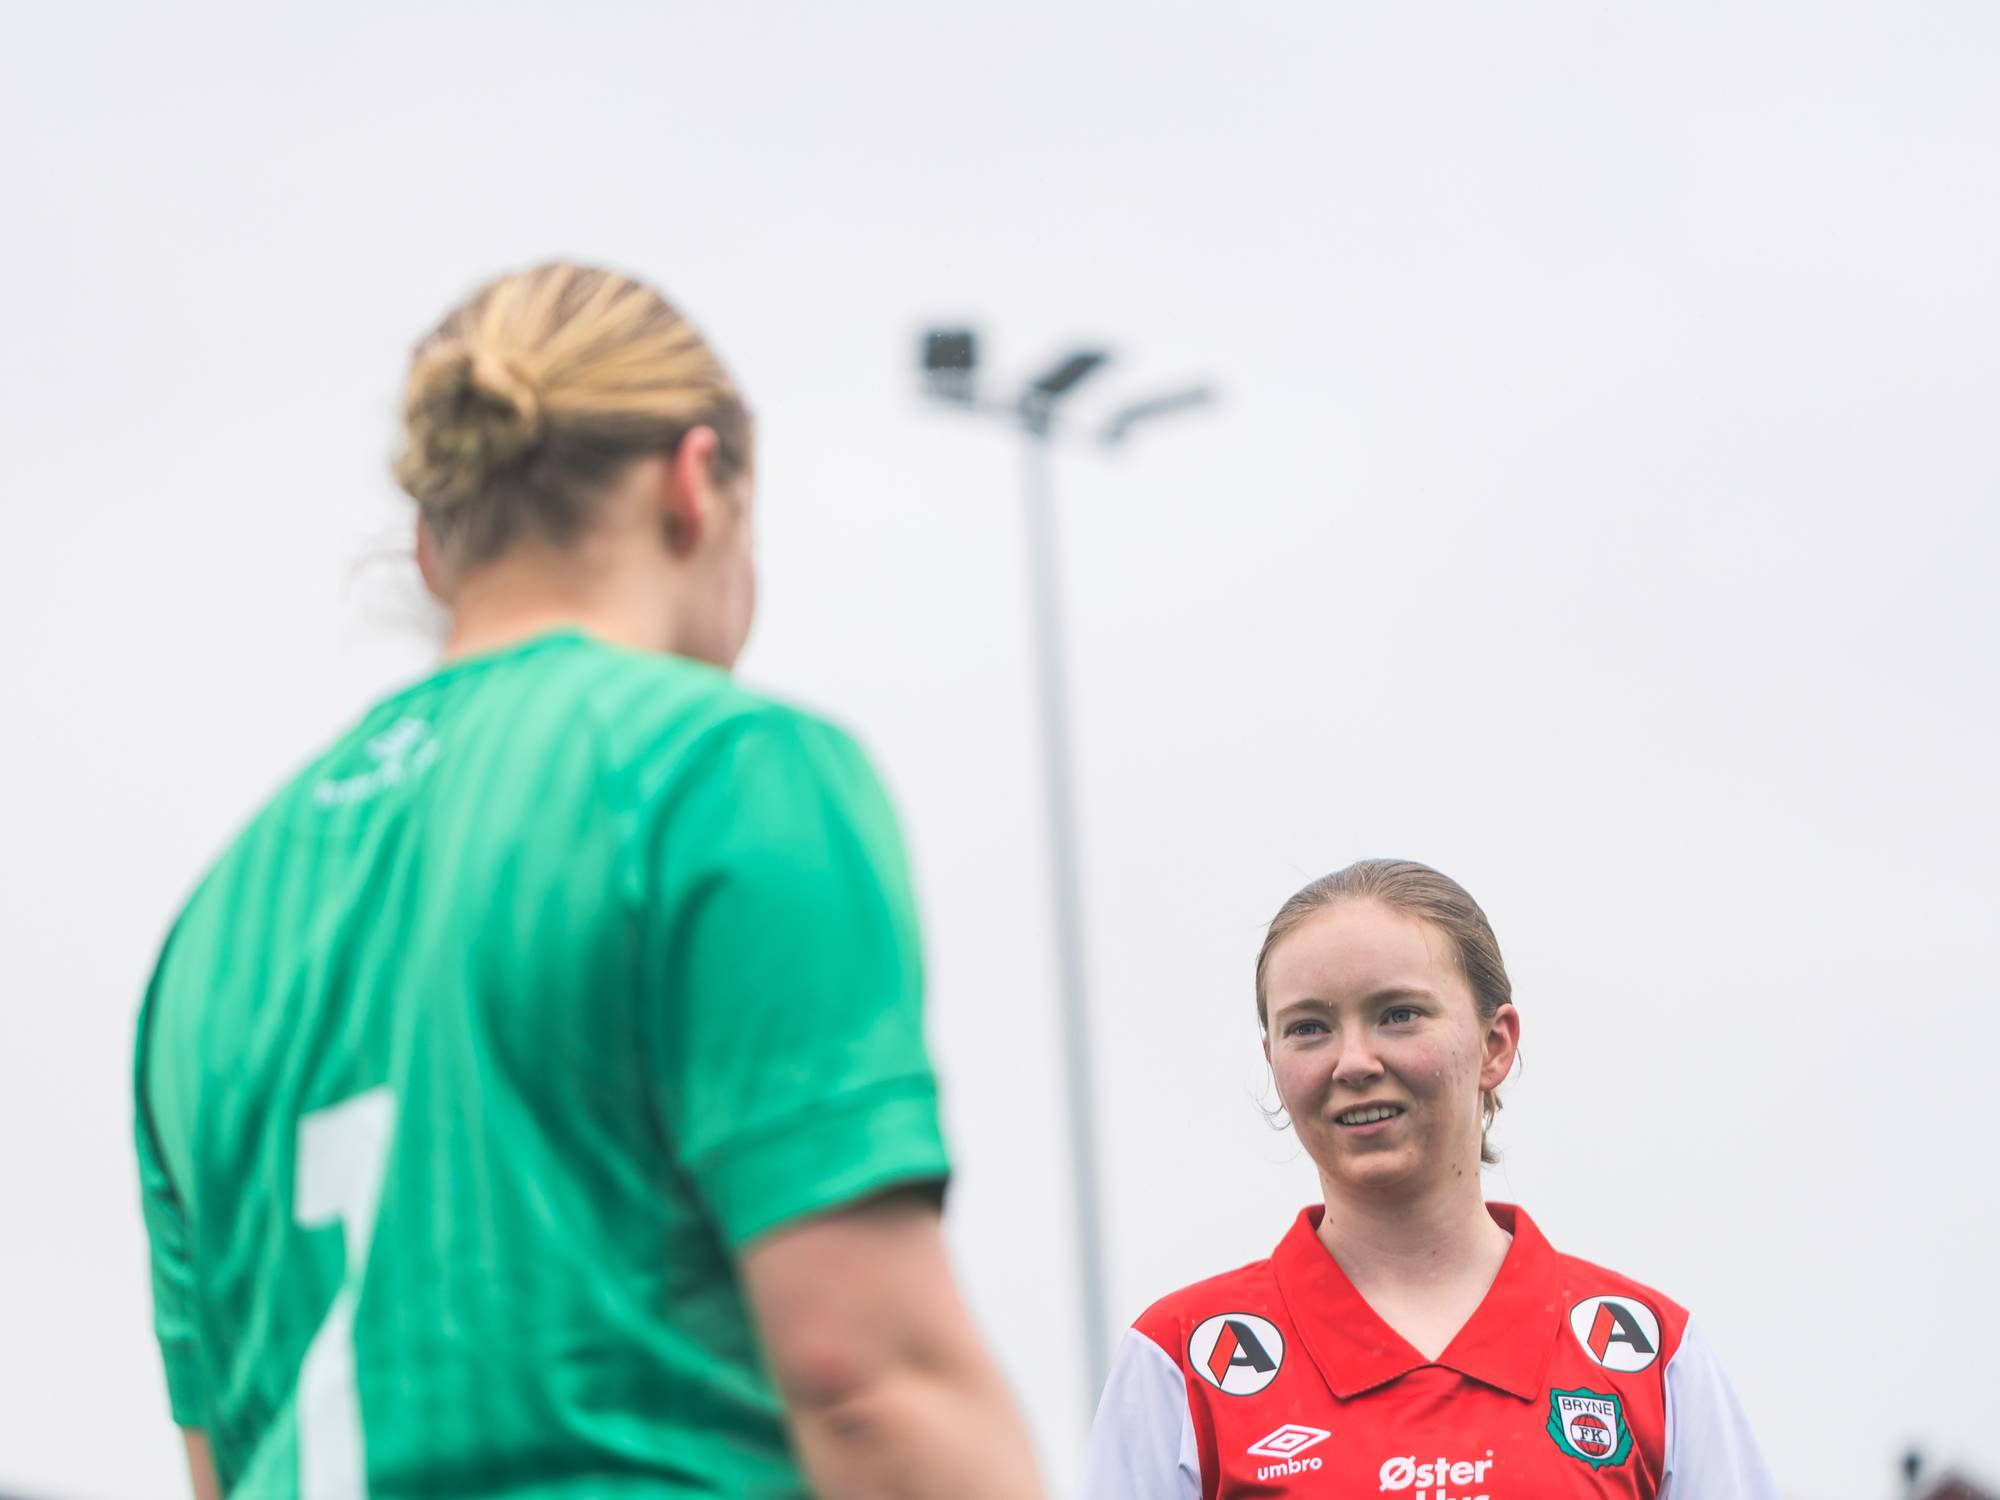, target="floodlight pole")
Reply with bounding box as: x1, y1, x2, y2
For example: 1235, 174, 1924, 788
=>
1017, 391, 1113, 1403
920, 331, 1212, 1410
